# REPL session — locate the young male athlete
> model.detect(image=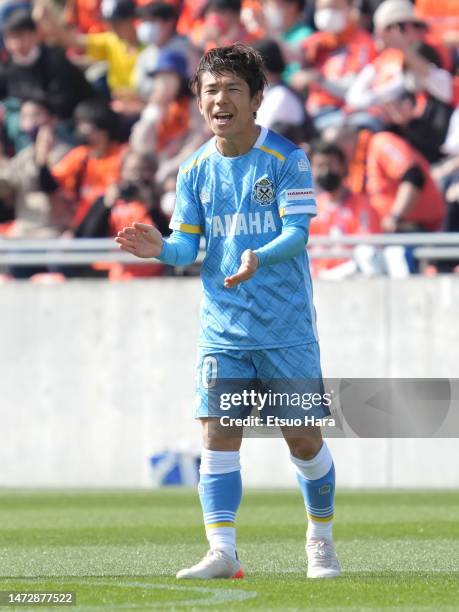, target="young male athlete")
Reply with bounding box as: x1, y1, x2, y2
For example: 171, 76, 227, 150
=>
116, 43, 341, 580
